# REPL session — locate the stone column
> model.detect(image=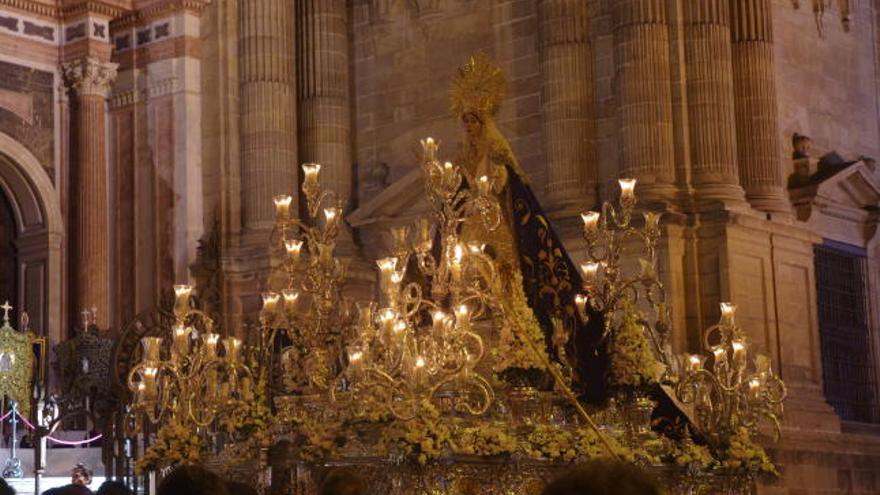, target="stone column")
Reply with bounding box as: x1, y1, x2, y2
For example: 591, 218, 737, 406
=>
683, 0, 745, 203
730, 0, 789, 214
239, 0, 297, 231
613, 0, 677, 203
63, 57, 118, 328
539, 0, 596, 212
296, 0, 352, 241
